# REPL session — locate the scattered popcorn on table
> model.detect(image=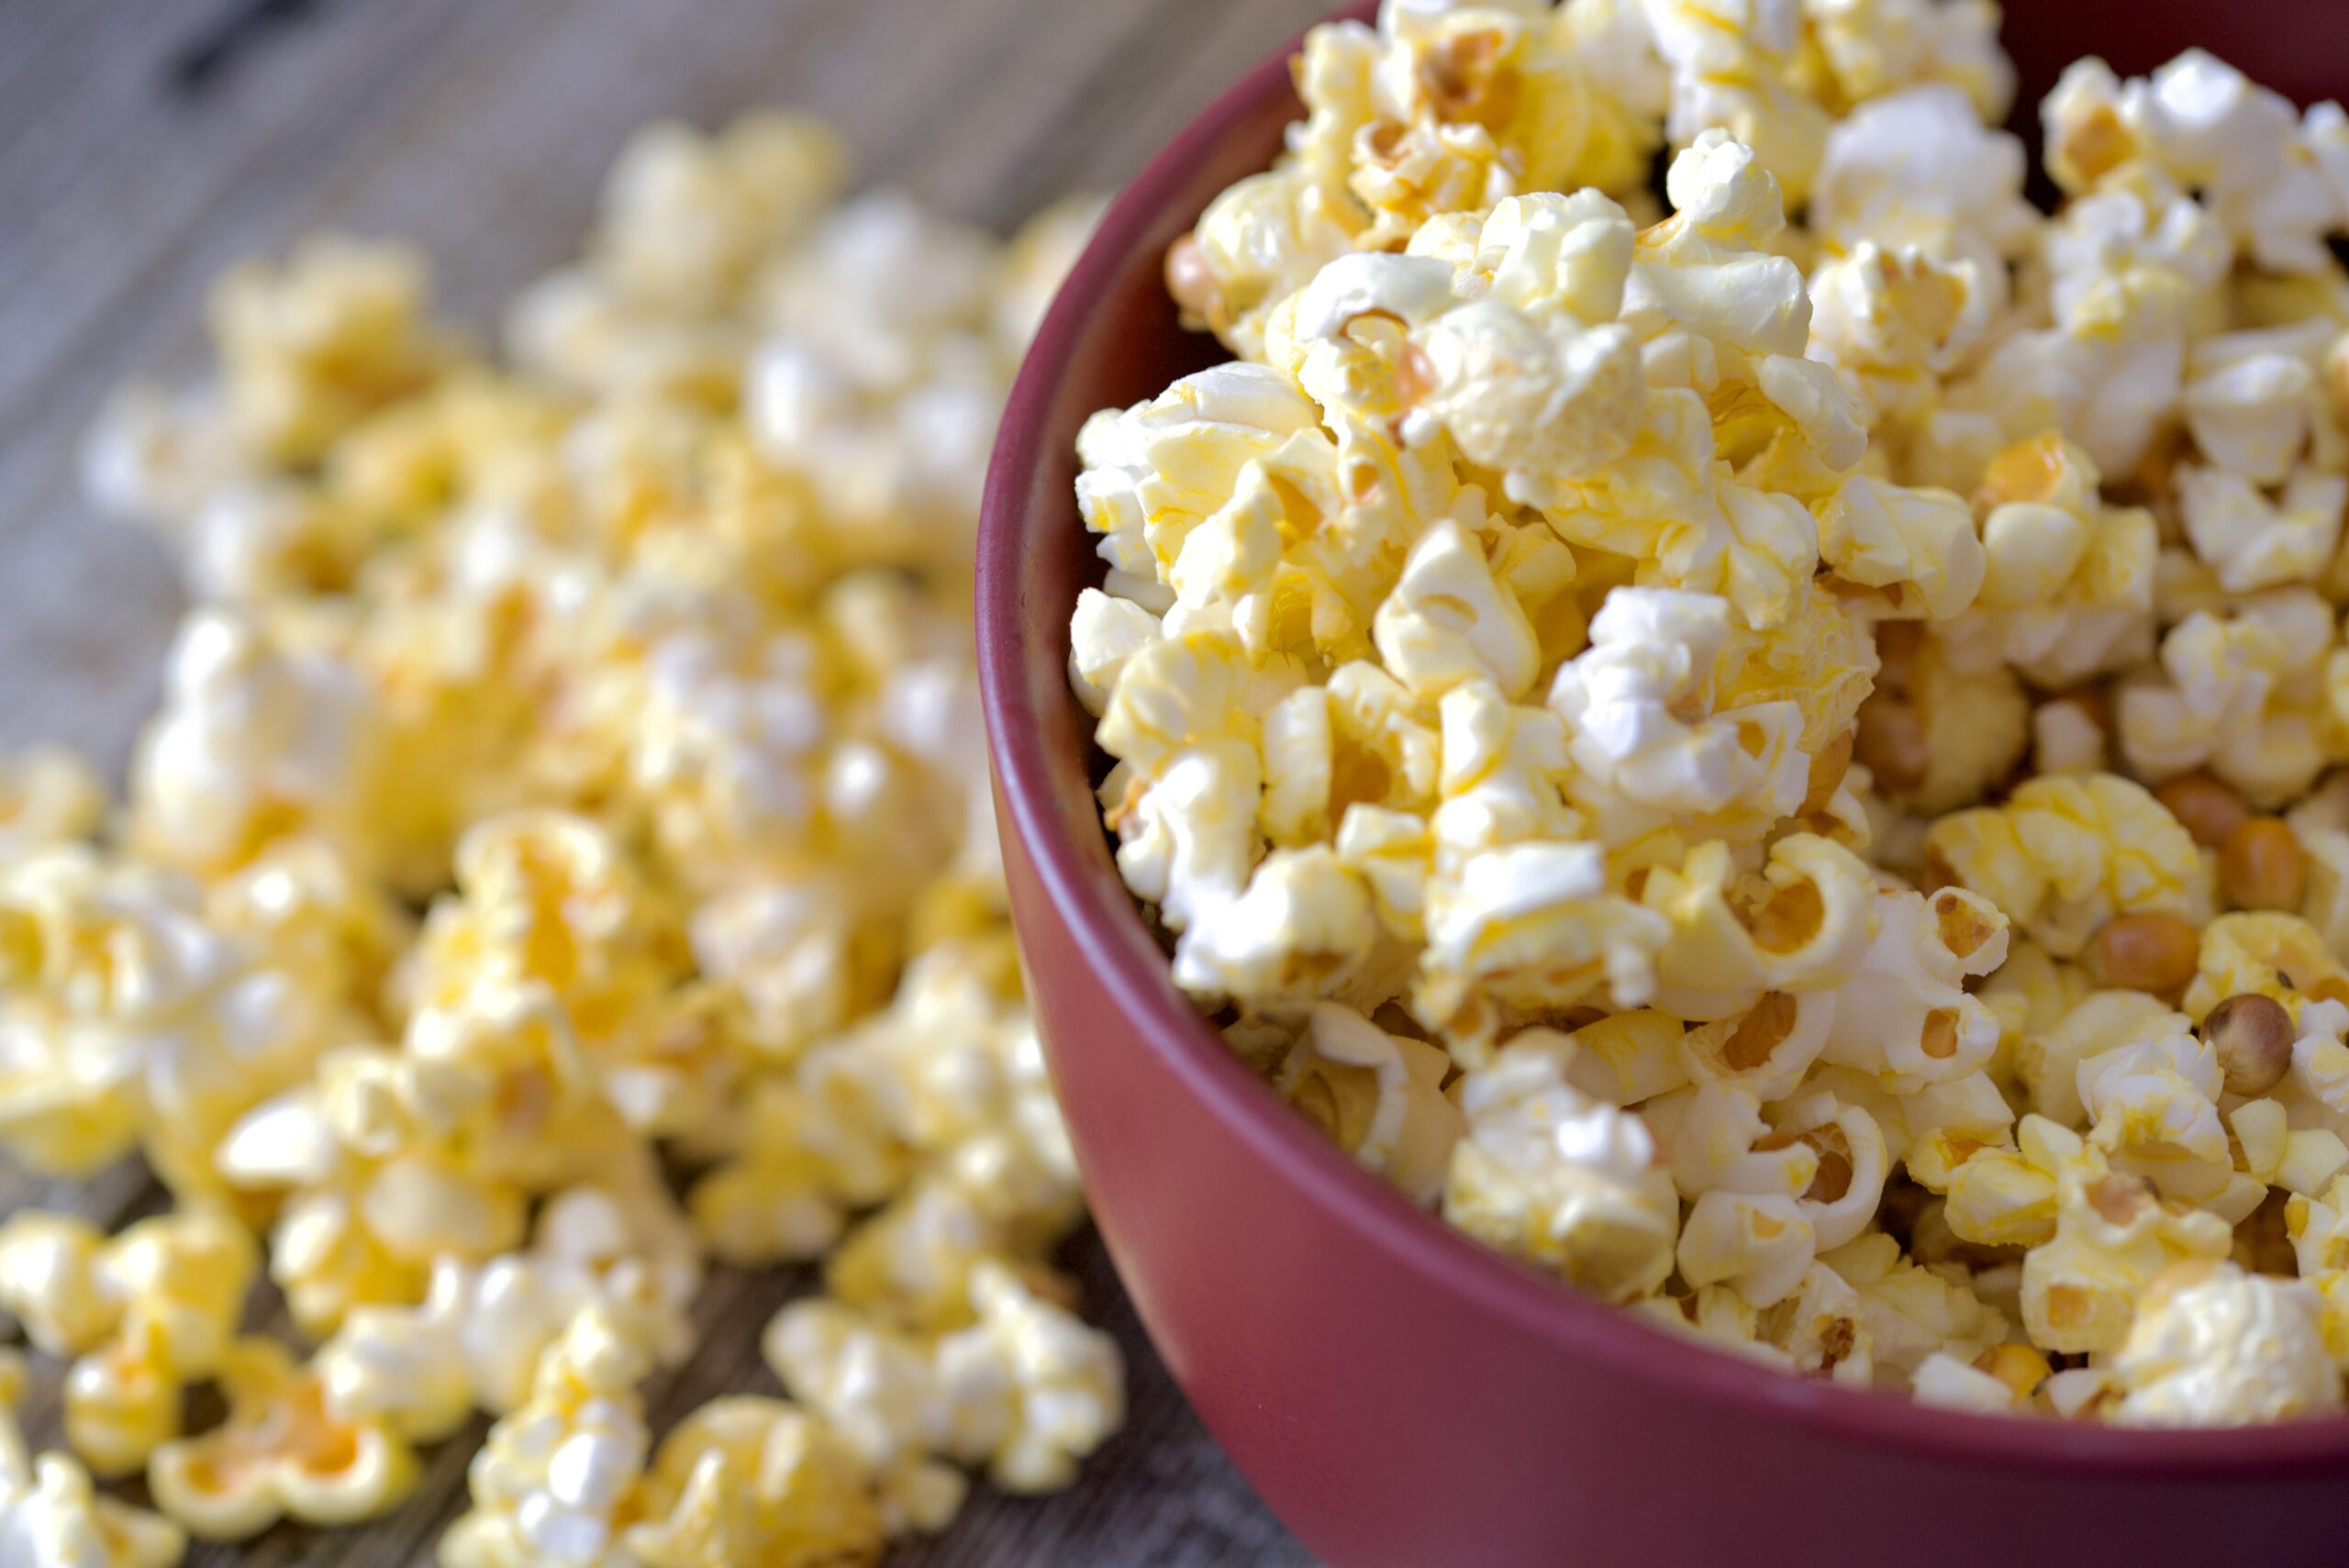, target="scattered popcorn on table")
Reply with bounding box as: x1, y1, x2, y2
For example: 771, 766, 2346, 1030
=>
9, 106, 1115, 1563
1080, 0, 2349, 1424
